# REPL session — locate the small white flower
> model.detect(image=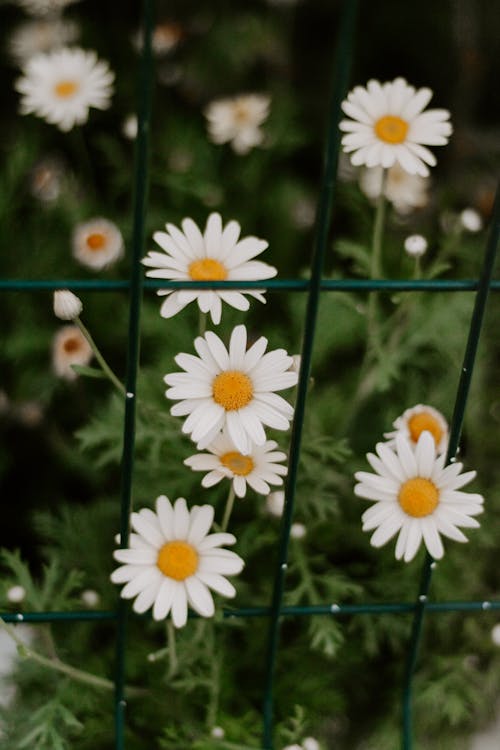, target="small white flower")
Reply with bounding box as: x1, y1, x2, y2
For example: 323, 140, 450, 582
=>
340, 77, 452, 177
53, 289, 82, 320
15, 47, 114, 132
491, 624, 500, 647
355, 432, 484, 562
460, 208, 483, 233
164, 325, 298, 454
290, 522, 306, 539
122, 113, 138, 140
143, 213, 276, 325
211, 726, 225, 739
14, 0, 80, 15
204, 94, 271, 155
185, 429, 287, 498
359, 164, 429, 214
72, 217, 124, 270
8, 19, 79, 66
266, 491, 285, 517
302, 739, 320, 750
29, 157, 65, 203
404, 234, 427, 257
52, 325, 92, 380
384, 404, 448, 454
6, 585, 26, 603
111, 496, 244, 627
81, 589, 100, 607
